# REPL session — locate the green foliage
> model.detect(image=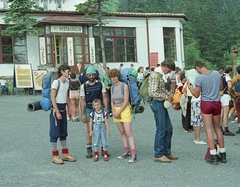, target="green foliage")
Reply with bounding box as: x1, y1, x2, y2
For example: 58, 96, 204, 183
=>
184, 41, 200, 69
205, 61, 218, 71
117, 0, 240, 69
2, 0, 43, 36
